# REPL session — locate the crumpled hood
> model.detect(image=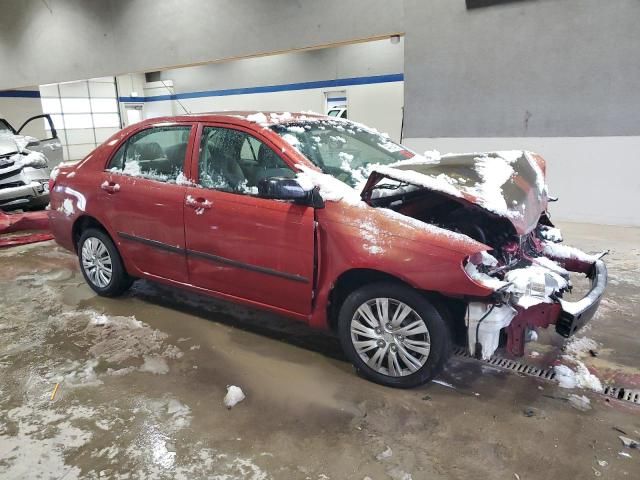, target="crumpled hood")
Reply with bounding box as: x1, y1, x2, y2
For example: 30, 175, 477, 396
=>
362, 150, 549, 235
